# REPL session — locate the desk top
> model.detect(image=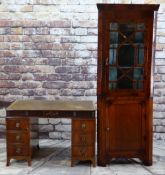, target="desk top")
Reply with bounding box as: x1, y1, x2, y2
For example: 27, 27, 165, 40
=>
7, 100, 95, 112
